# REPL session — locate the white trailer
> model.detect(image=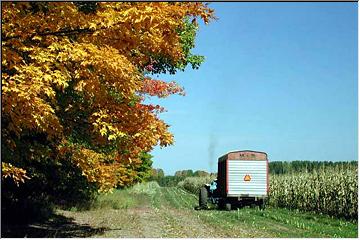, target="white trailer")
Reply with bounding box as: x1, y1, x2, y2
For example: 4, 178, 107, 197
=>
199, 150, 269, 210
